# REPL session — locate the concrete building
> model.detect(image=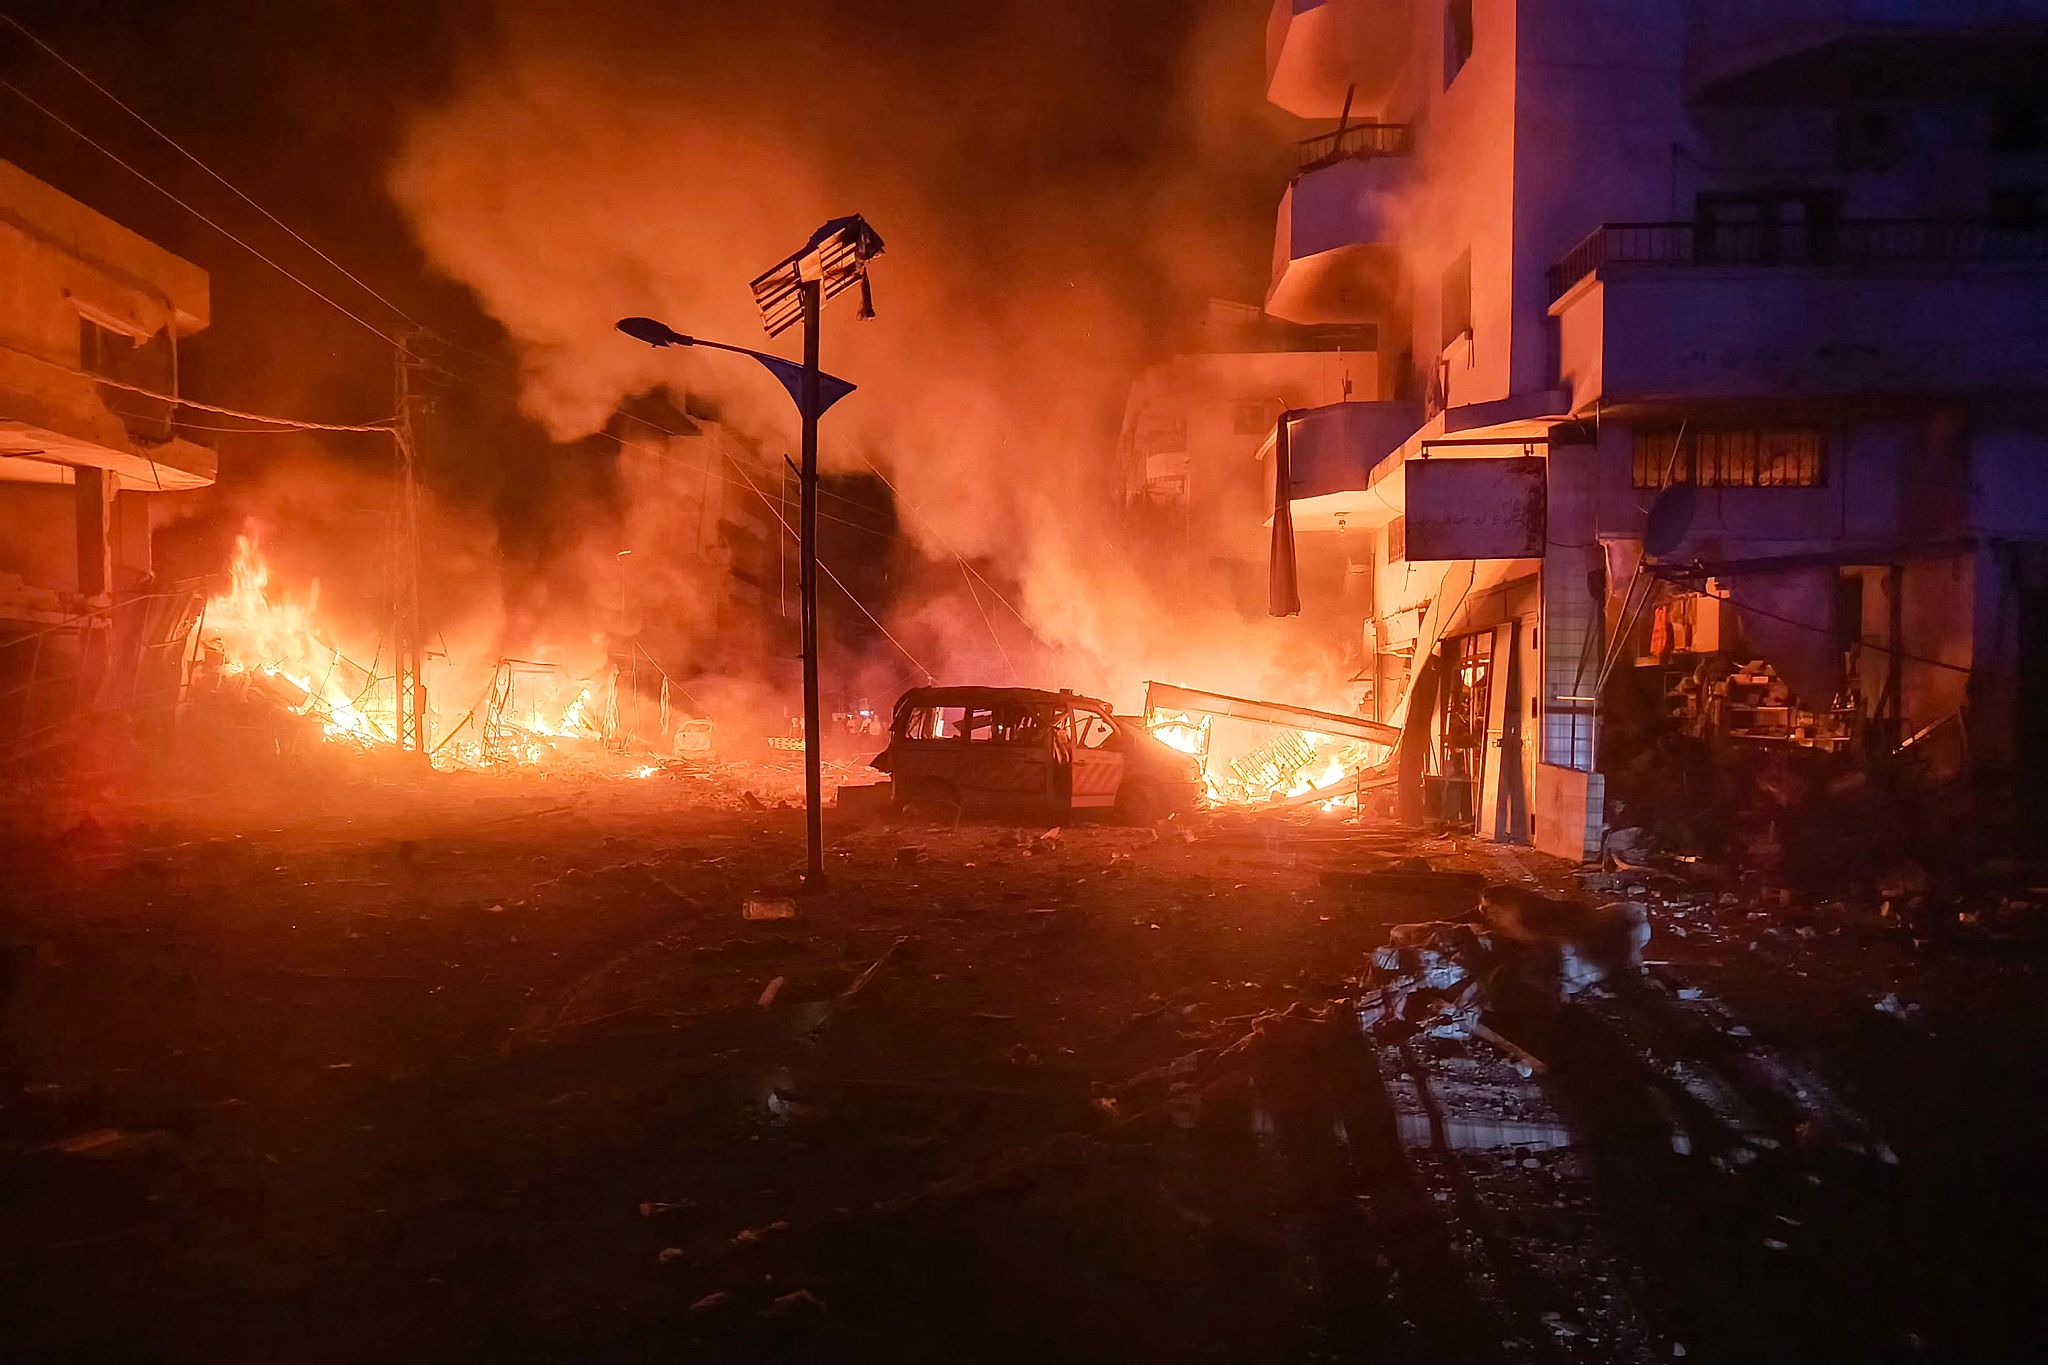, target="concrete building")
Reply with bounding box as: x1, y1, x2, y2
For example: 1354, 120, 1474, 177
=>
0, 161, 215, 751
1257, 0, 2048, 856
1117, 301, 1380, 646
